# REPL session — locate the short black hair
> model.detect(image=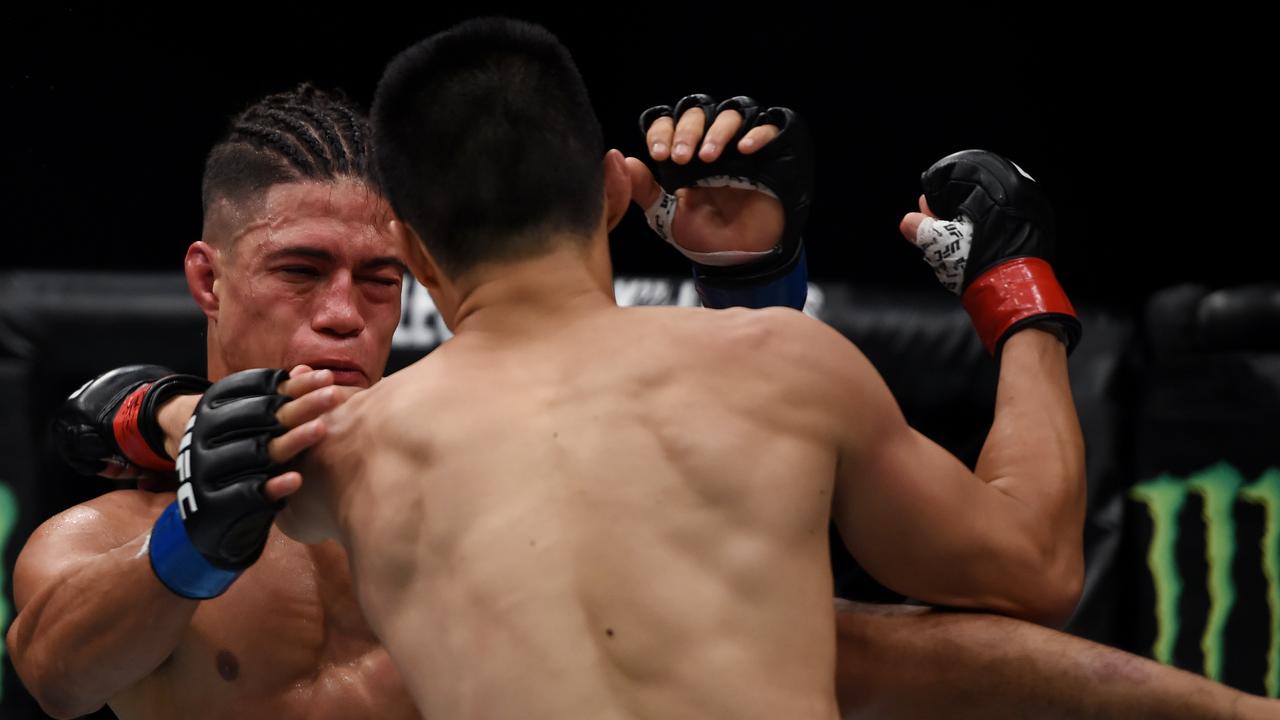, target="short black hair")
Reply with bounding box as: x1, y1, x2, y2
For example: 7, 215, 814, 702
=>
202, 84, 377, 214
372, 17, 605, 277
